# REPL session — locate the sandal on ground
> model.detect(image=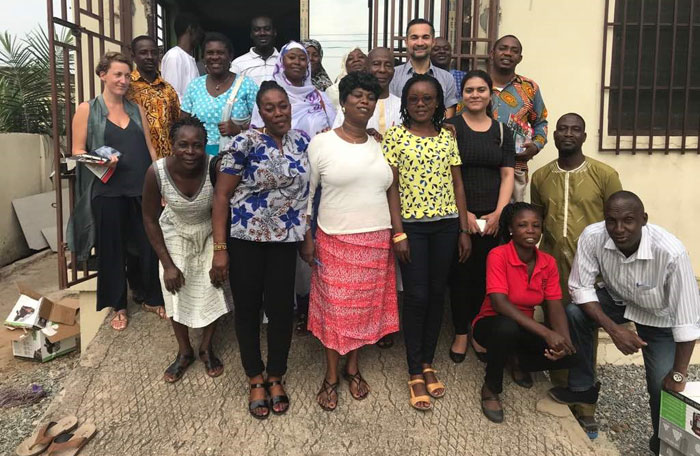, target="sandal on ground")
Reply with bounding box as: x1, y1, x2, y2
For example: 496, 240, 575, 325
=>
343, 370, 370, 400
142, 303, 167, 319
376, 334, 394, 349
295, 313, 309, 336
45, 423, 96, 456
199, 350, 224, 378
481, 388, 504, 423
267, 380, 290, 415
16, 416, 78, 456
422, 368, 446, 399
109, 311, 128, 331
317, 378, 339, 411
163, 353, 195, 383
408, 379, 431, 411
248, 382, 270, 420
